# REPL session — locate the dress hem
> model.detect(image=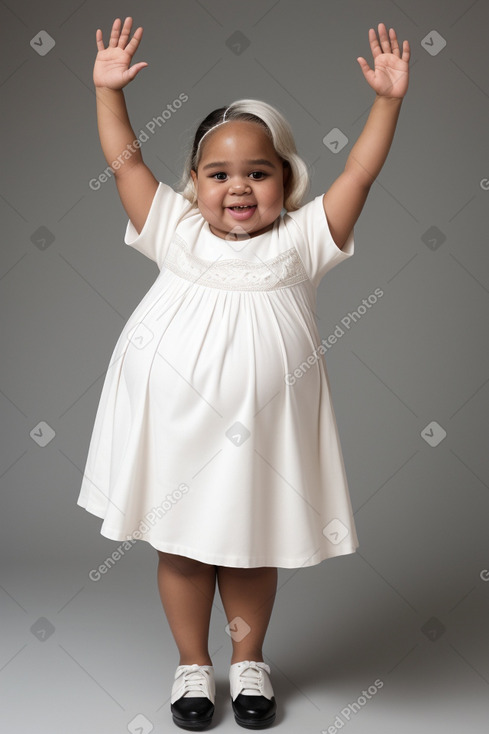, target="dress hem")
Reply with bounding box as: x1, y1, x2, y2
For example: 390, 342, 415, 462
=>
77, 500, 359, 569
